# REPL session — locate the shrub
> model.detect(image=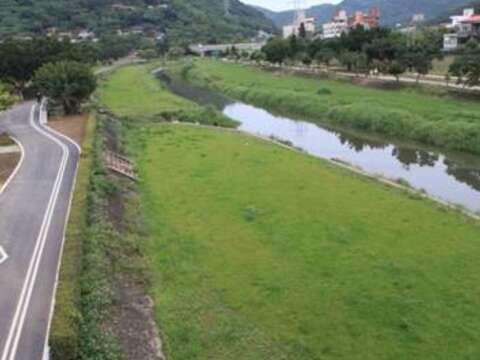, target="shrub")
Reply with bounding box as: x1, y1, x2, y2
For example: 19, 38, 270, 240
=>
317, 88, 332, 95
